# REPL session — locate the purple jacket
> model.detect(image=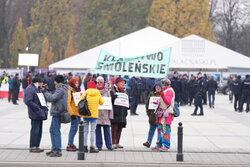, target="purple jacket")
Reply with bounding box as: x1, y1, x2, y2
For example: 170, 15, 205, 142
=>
24, 83, 48, 120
